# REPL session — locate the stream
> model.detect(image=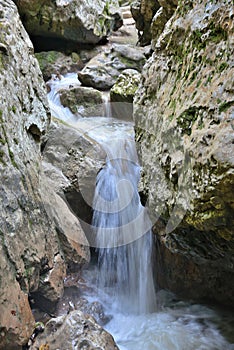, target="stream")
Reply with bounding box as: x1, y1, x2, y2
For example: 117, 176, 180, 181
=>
47, 72, 234, 350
